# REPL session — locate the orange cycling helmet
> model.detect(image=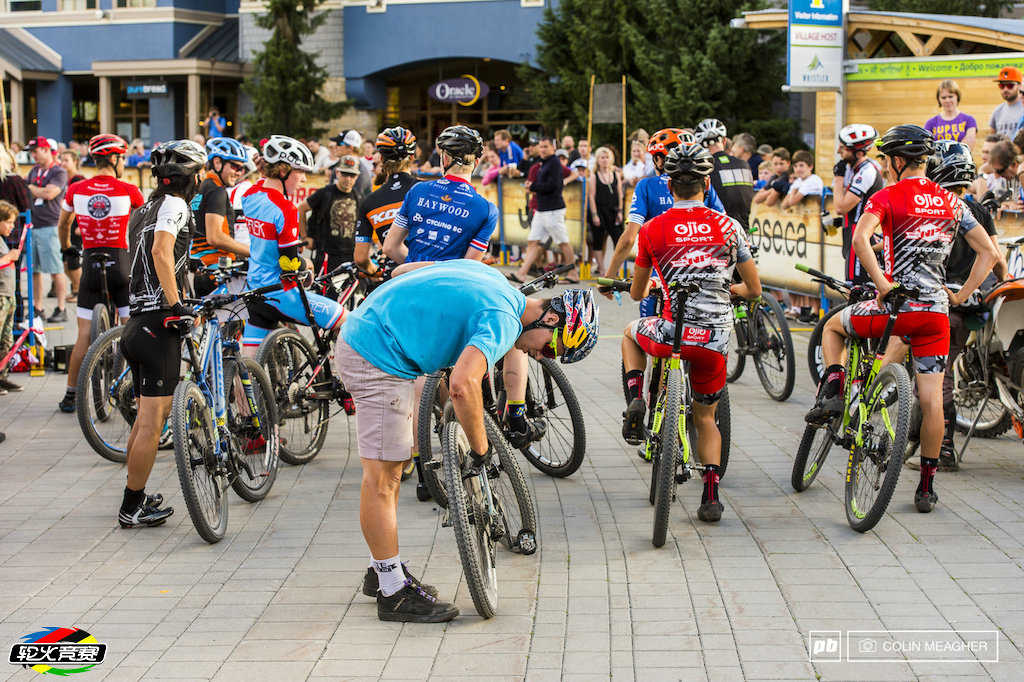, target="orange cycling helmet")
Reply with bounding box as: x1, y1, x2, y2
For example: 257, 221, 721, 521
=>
647, 128, 692, 158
